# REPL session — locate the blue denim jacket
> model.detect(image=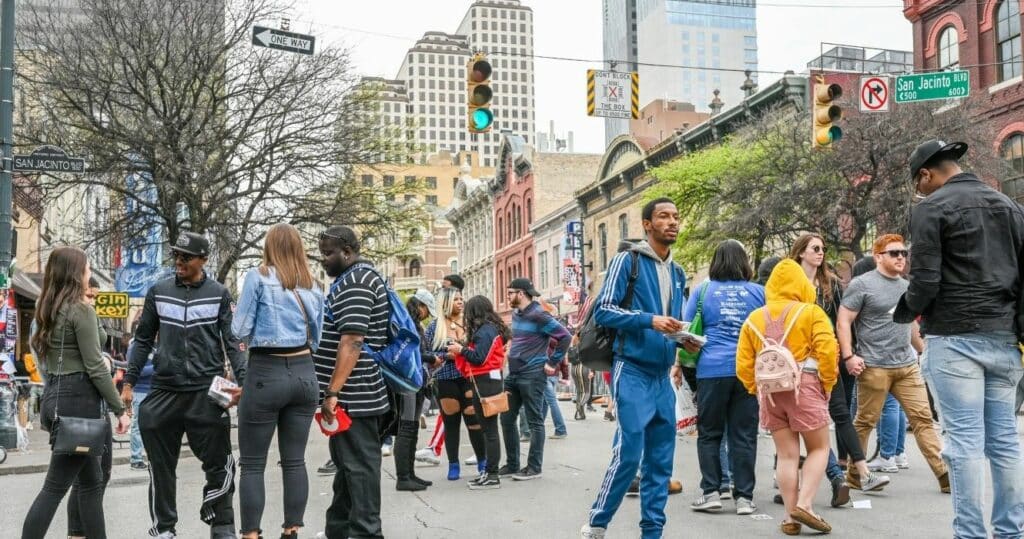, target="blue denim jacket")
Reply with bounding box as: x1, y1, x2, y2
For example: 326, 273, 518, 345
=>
231, 267, 325, 351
